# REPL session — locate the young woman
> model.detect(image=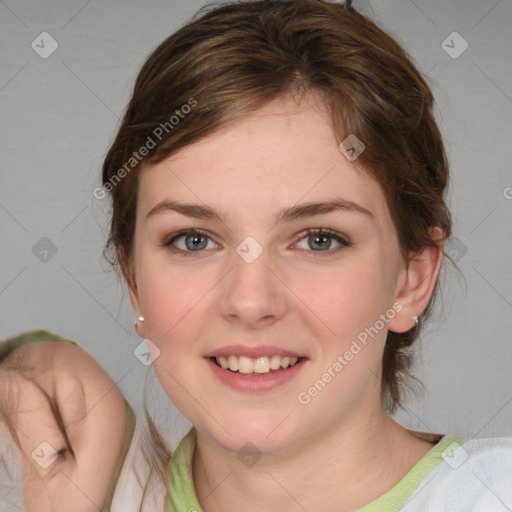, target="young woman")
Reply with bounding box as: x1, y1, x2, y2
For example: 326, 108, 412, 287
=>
1, 1, 511, 511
